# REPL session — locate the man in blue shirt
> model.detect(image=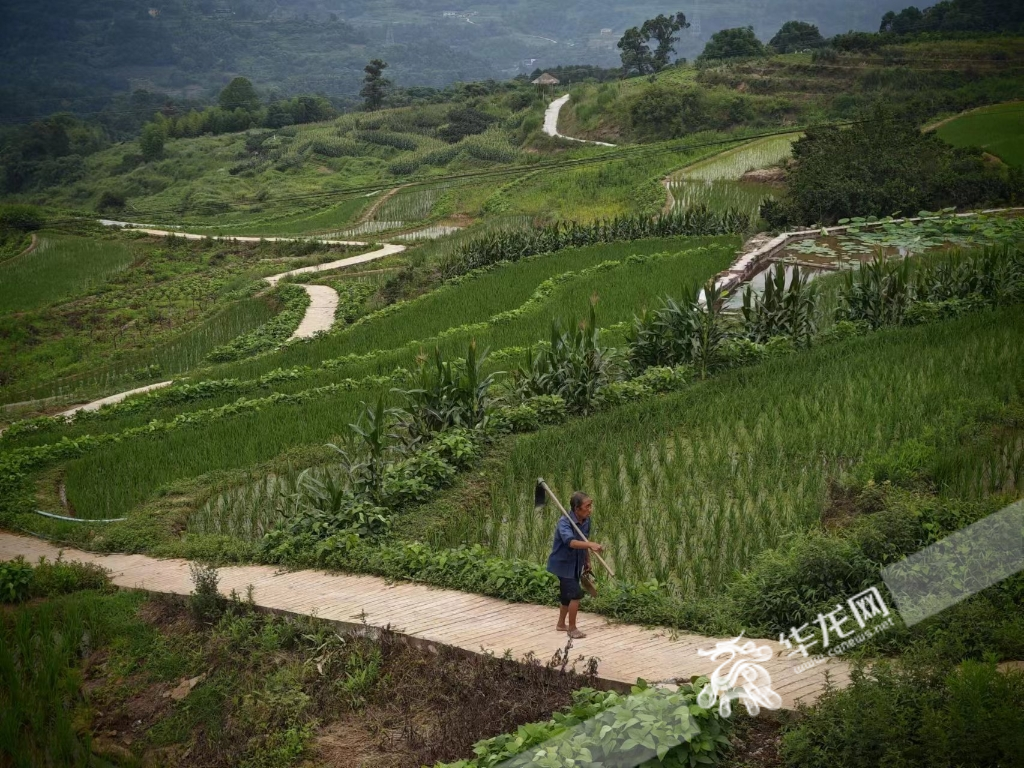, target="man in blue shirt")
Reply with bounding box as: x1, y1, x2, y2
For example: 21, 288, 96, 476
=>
546, 491, 603, 639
